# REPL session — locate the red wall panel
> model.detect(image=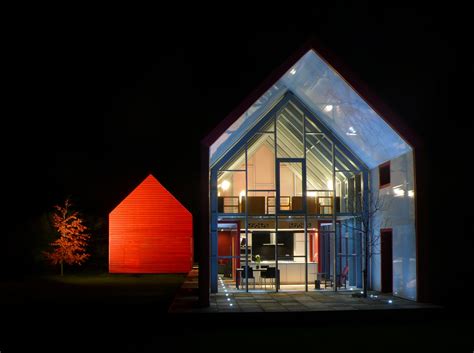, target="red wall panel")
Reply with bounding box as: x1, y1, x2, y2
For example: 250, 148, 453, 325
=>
217, 231, 232, 257
109, 174, 193, 273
